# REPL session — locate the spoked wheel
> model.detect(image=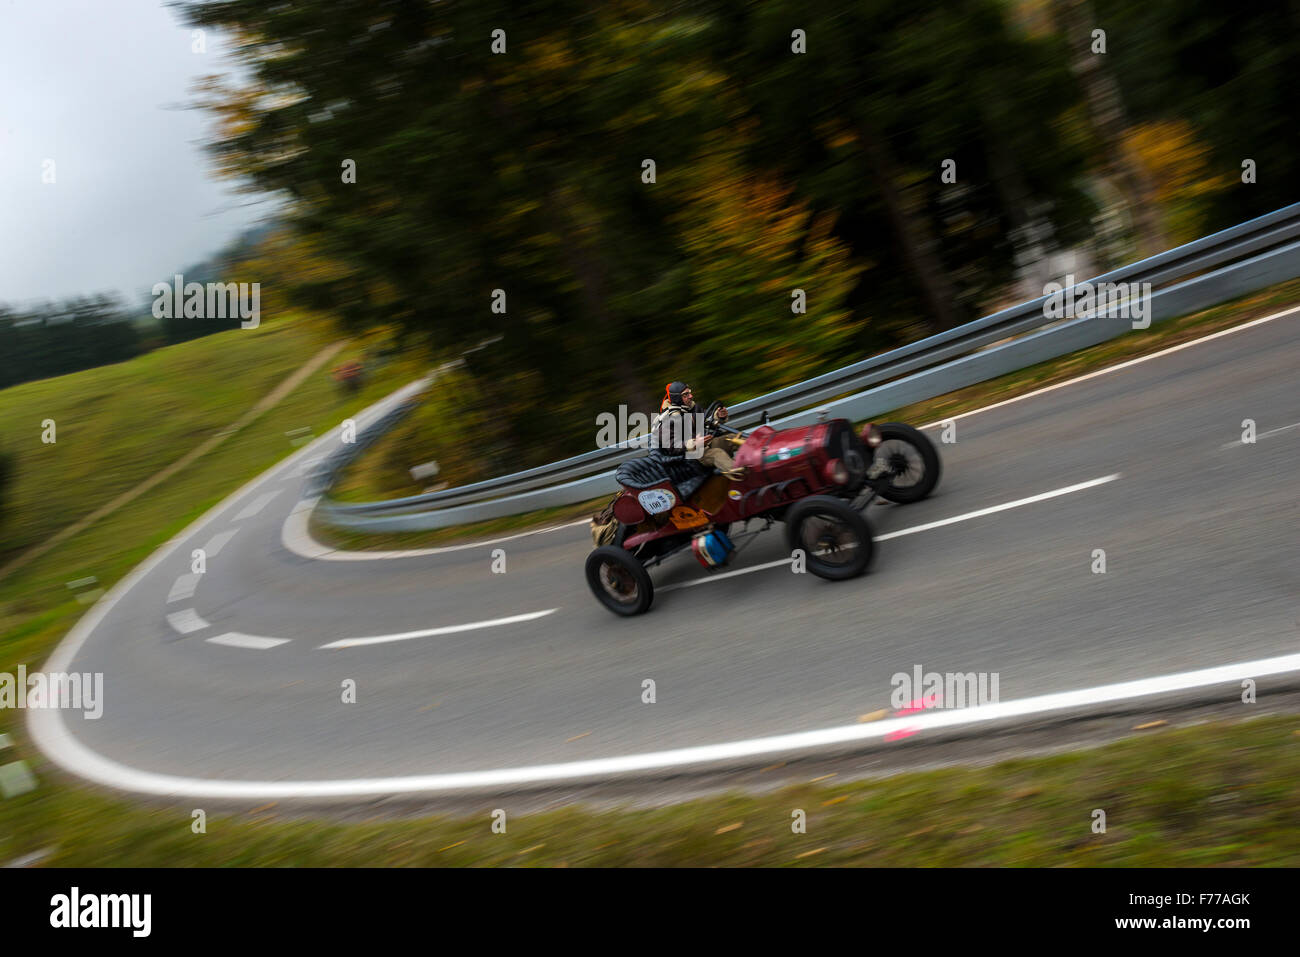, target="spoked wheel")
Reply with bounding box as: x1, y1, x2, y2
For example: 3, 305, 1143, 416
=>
870, 422, 941, 504
585, 545, 655, 616
785, 495, 874, 580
